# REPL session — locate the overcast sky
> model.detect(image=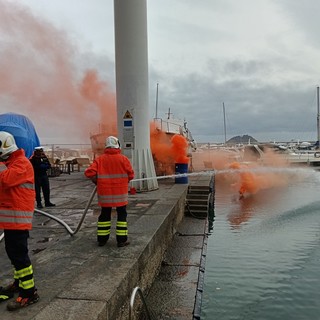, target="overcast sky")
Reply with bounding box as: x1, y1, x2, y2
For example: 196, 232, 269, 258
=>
2, 0, 320, 144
